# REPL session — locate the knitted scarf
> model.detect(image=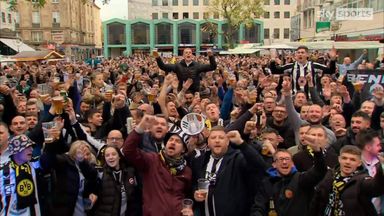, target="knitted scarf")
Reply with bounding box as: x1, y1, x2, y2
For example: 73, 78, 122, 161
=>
10, 160, 37, 210
159, 150, 186, 175
324, 170, 357, 216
